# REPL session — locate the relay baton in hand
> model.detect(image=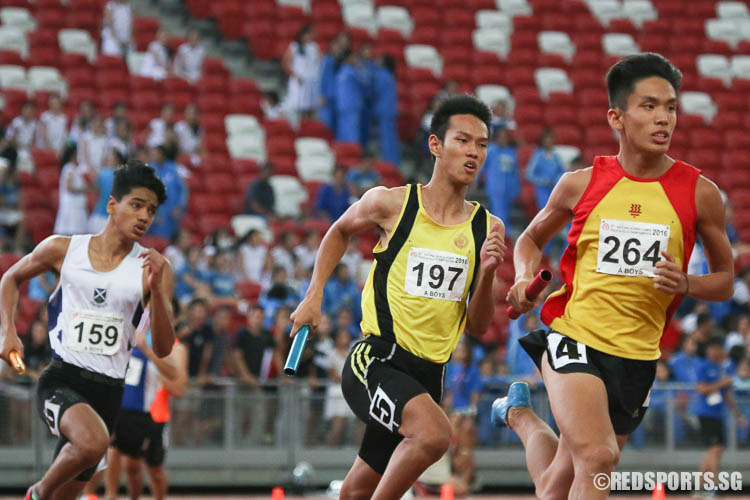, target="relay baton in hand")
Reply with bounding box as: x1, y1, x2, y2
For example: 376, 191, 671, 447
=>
506, 269, 553, 320
284, 325, 310, 376
9, 350, 25, 375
